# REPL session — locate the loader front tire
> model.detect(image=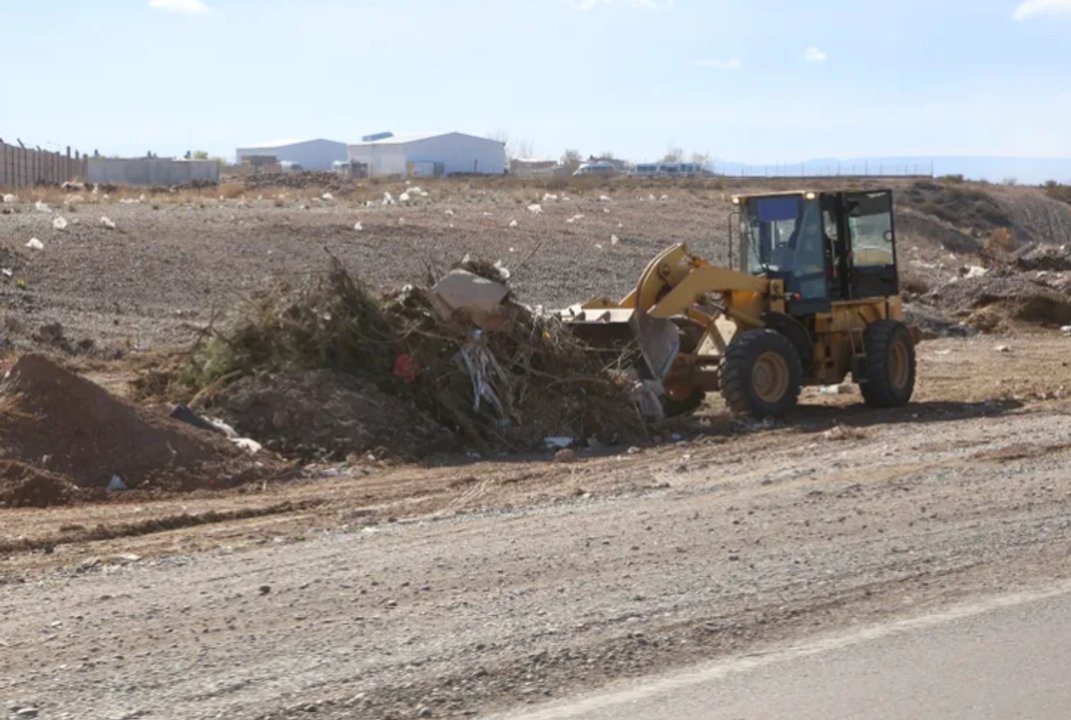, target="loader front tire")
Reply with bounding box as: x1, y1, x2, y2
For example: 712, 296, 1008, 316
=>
721, 329, 802, 419
860, 320, 916, 407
